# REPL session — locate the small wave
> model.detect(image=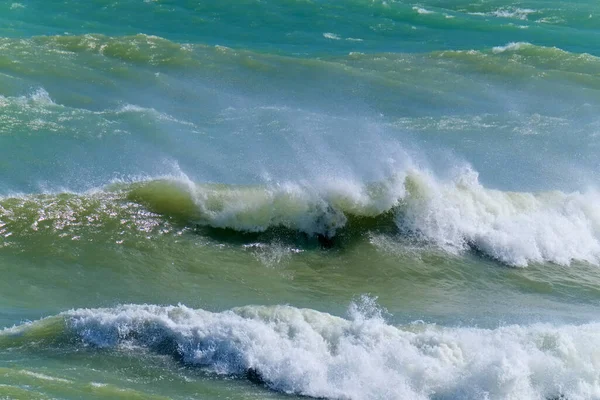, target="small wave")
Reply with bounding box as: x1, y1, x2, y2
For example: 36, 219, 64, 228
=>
27, 88, 55, 105
0, 90, 195, 139
115, 104, 196, 126
492, 41, 532, 54
0, 87, 55, 107
0, 88, 74, 136
432, 43, 600, 83
323, 33, 341, 40
470, 8, 537, 20
0, 34, 196, 67
323, 33, 365, 42
412, 6, 434, 15
3, 300, 600, 400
